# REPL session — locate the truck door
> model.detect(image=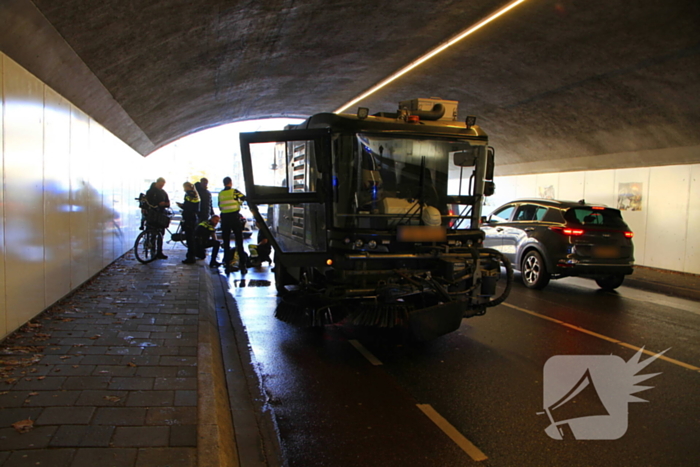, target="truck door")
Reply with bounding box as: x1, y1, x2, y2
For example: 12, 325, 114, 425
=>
240, 129, 331, 267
